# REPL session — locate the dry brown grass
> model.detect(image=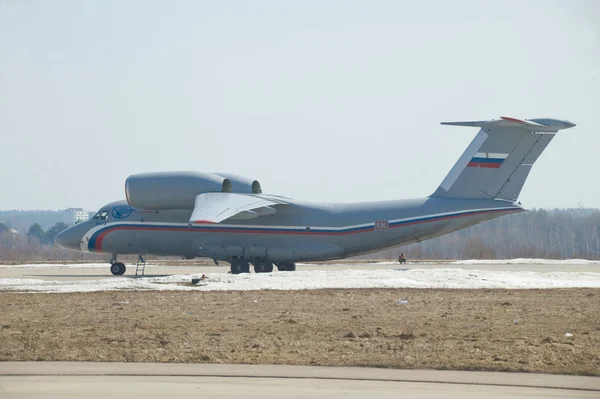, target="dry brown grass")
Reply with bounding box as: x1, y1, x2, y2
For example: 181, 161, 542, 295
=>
1, 289, 599, 375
